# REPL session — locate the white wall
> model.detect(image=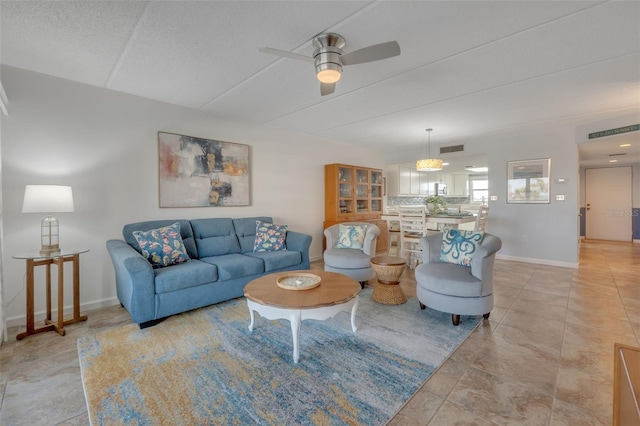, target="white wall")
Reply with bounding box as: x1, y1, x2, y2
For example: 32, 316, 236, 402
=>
0, 66, 384, 325
385, 127, 580, 267
481, 128, 579, 265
